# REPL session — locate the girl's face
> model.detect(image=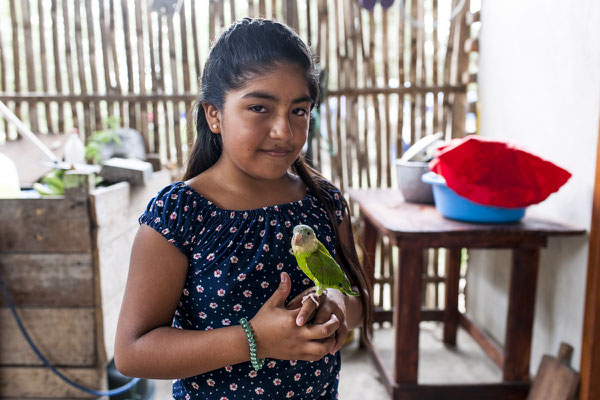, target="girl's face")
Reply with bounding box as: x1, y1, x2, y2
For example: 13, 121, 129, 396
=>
214, 64, 313, 182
